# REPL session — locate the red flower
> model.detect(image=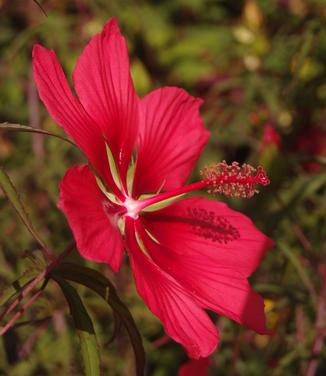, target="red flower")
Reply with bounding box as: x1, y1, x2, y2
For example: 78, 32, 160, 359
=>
295, 126, 326, 173
261, 123, 281, 152
33, 18, 273, 358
